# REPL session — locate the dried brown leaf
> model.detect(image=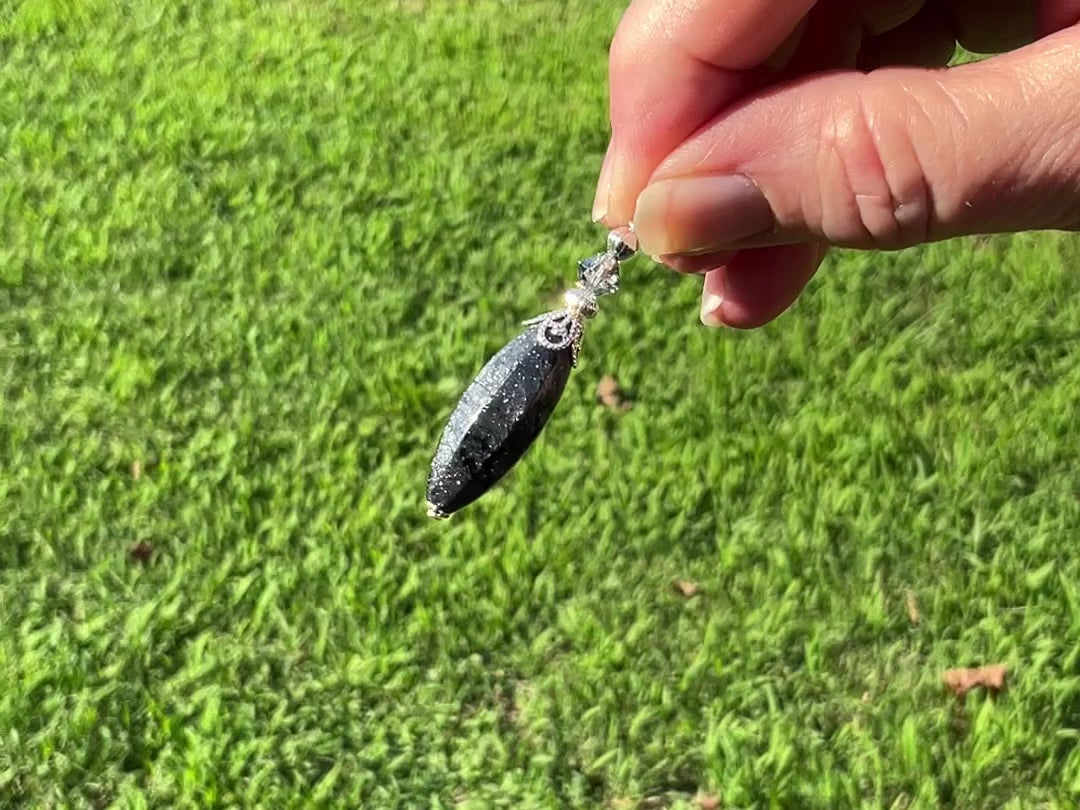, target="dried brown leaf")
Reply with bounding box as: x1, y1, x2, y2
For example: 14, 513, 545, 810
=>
942, 664, 1008, 697
596, 374, 632, 411
905, 589, 919, 624
672, 579, 700, 598
127, 541, 154, 565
